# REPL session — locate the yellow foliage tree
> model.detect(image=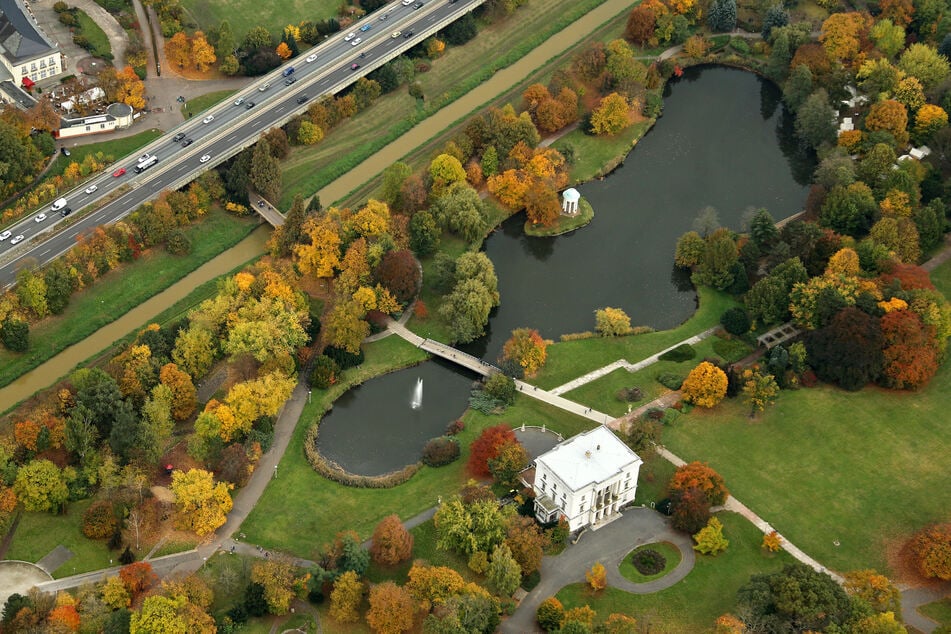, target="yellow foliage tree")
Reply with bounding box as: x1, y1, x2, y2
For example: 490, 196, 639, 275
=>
251, 558, 310, 615
879, 189, 912, 218
682, 361, 728, 408
329, 571, 363, 623
276, 42, 292, 60
590, 93, 632, 135
762, 530, 782, 552
169, 468, 233, 536
826, 247, 861, 276
586, 562, 607, 591
191, 32, 217, 71
915, 103, 949, 139
820, 12, 872, 65
295, 215, 342, 281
